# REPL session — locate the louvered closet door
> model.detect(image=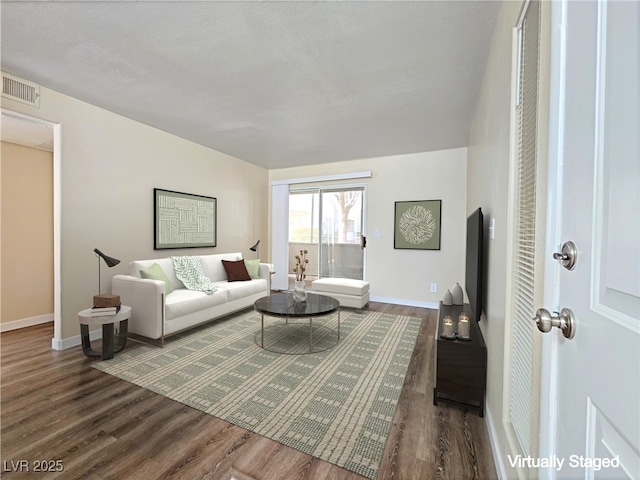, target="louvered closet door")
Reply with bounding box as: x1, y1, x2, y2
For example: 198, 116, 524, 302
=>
507, 0, 545, 475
